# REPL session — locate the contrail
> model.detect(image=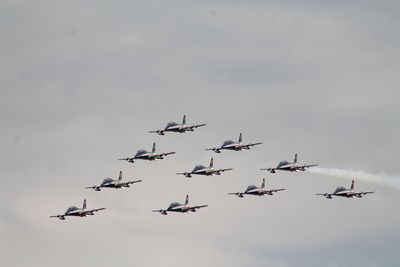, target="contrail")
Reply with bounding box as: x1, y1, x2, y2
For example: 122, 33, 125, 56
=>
308, 167, 400, 189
